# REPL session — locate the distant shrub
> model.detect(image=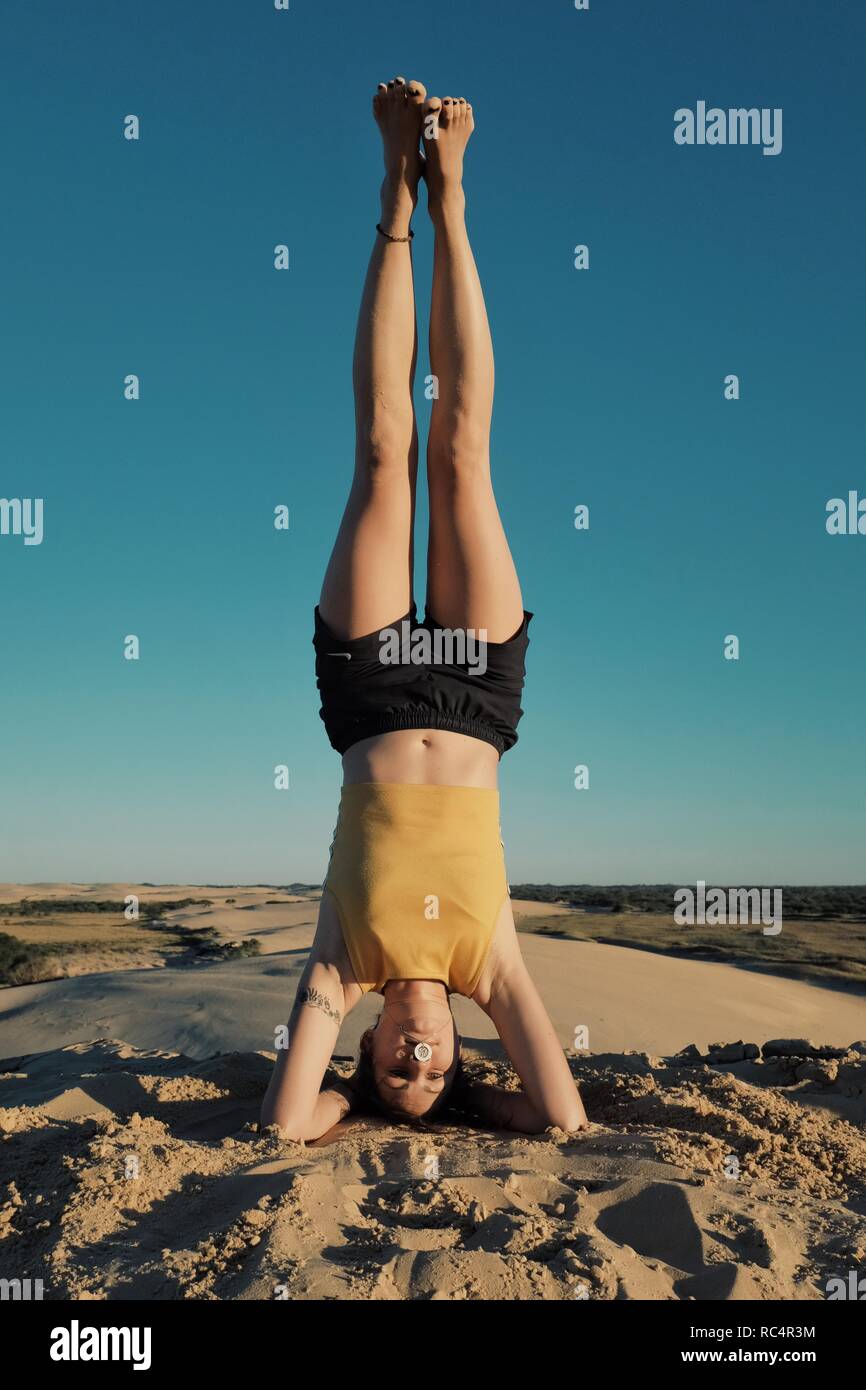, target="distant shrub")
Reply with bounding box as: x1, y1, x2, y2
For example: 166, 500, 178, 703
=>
232, 938, 262, 958
1, 897, 209, 921
0, 933, 64, 987
185, 934, 262, 962
509, 885, 866, 919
